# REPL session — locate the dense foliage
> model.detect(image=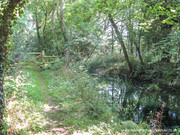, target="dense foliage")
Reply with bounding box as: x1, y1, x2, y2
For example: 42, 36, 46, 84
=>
0, 0, 180, 133
11, 0, 179, 76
